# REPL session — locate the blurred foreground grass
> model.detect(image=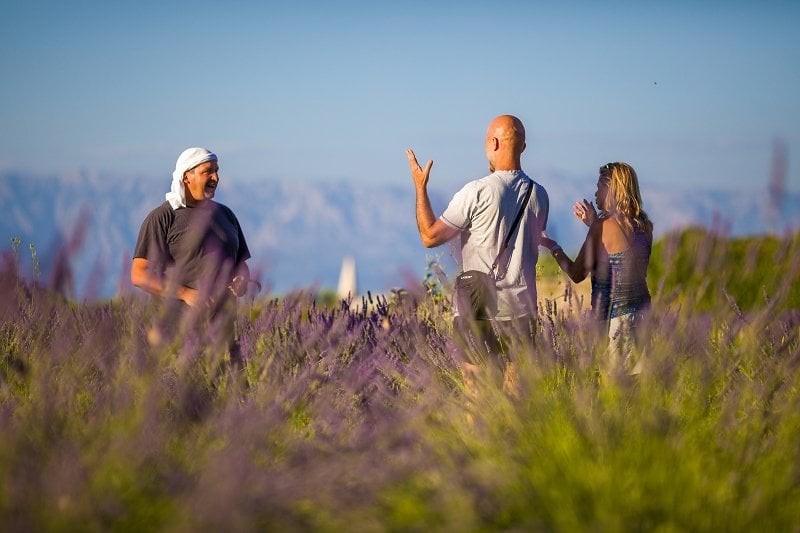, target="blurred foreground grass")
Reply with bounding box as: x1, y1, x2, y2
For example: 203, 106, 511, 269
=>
1, 228, 799, 531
